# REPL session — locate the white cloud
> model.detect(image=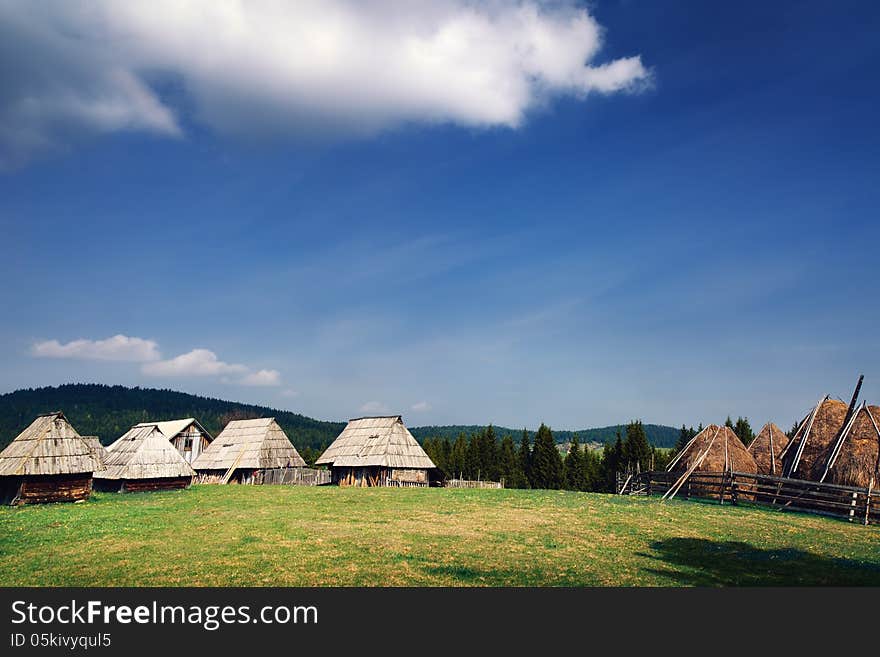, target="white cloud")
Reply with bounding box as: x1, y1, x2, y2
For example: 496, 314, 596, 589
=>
1, 1, 649, 167
141, 348, 248, 377
31, 335, 160, 361
359, 401, 390, 415
240, 369, 282, 387
411, 401, 432, 412
280, 389, 300, 398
